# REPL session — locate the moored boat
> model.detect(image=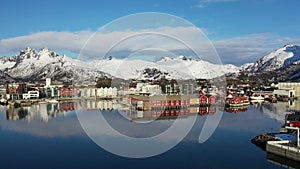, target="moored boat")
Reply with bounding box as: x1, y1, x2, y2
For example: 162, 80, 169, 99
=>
46, 99, 59, 104
250, 93, 264, 100
0, 98, 8, 105
225, 94, 249, 107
